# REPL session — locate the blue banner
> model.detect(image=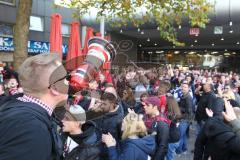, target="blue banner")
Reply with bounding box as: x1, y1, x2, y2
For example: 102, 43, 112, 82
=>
0, 37, 68, 54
